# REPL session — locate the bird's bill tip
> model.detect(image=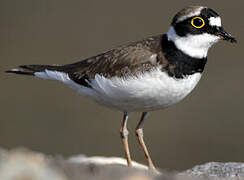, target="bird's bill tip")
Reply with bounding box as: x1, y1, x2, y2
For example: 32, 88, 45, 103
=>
216, 27, 237, 43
